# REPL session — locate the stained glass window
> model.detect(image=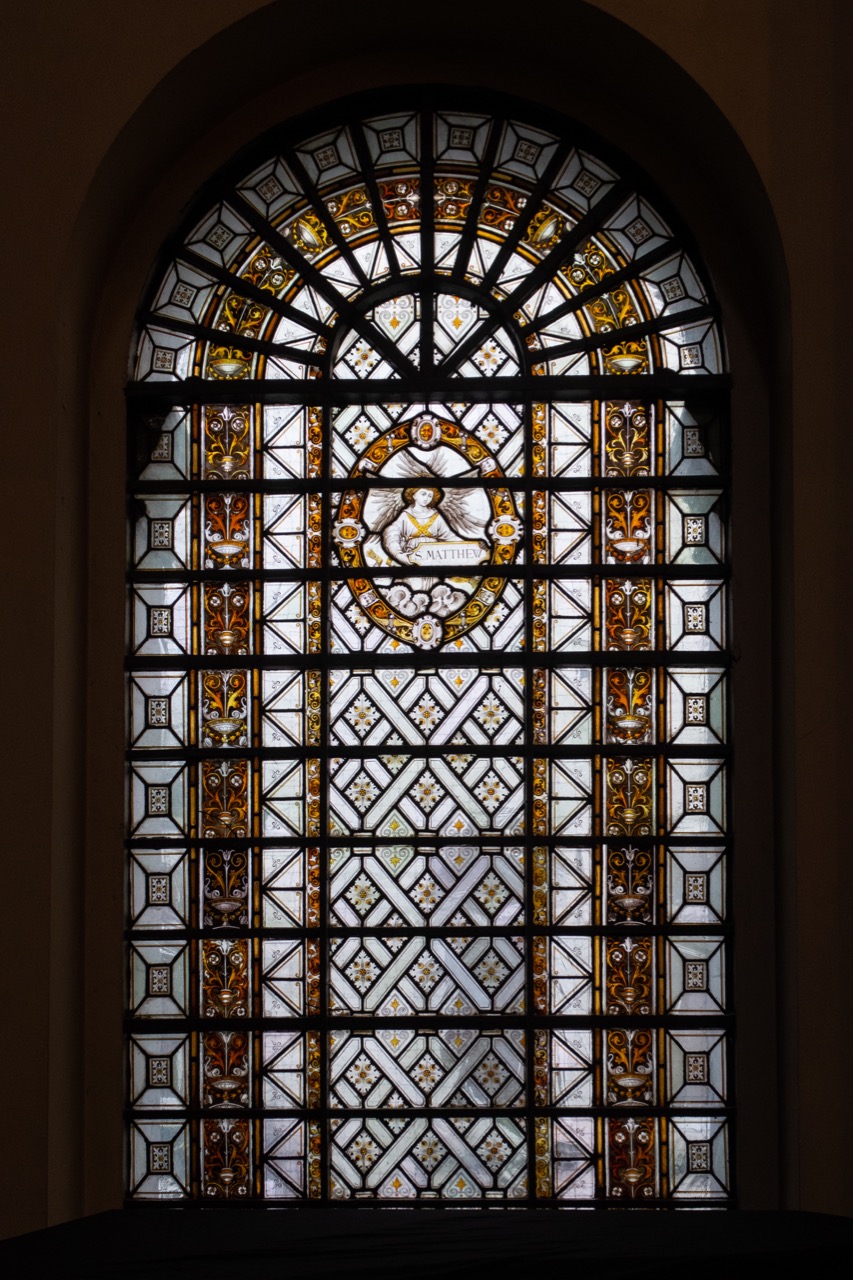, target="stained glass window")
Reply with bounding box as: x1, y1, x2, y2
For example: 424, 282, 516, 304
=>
126, 93, 730, 1204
